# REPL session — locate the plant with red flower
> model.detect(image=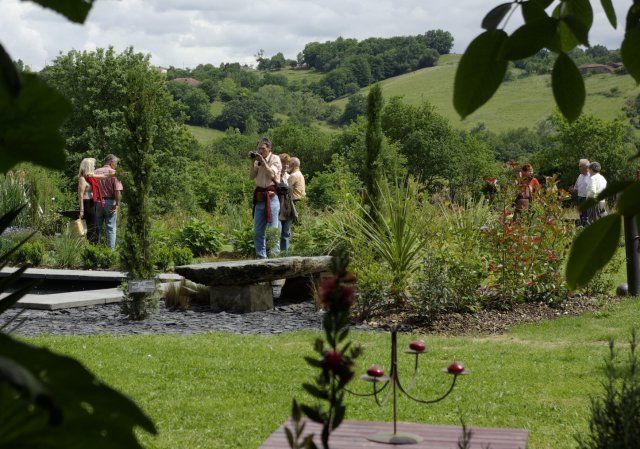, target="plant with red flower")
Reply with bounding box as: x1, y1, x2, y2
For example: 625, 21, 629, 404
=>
288, 255, 361, 449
